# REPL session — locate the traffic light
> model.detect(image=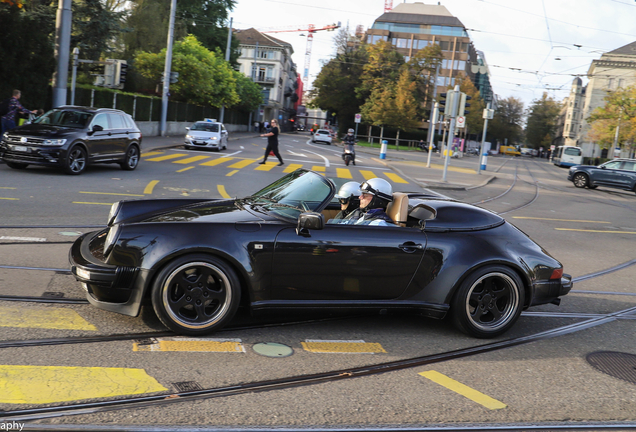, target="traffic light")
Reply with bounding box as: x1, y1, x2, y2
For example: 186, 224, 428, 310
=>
439, 91, 457, 116
459, 93, 472, 117
116, 61, 128, 85
169, 72, 179, 84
